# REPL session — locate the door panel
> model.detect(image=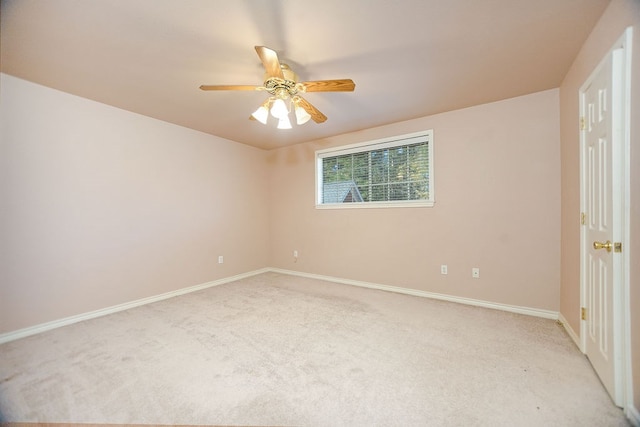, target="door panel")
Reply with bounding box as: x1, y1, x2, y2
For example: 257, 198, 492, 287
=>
581, 47, 620, 404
